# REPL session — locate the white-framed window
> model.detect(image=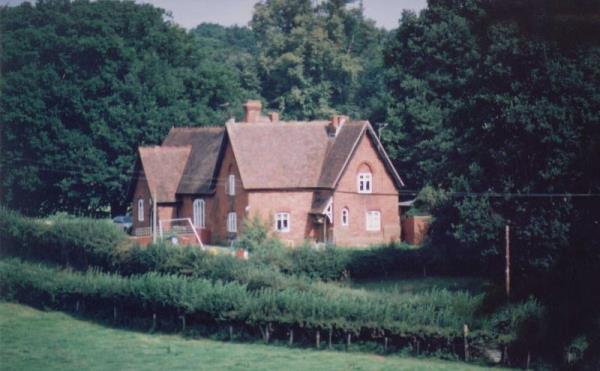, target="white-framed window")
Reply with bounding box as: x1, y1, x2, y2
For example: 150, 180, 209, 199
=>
275, 212, 290, 232
357, 173, 372, 193
137, 198, 144, 222
193, 199, 205, 228
227, 212, 237, 233
228, 174, 235, 196
366, 210, 381, 231
341, 208, 349, 226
